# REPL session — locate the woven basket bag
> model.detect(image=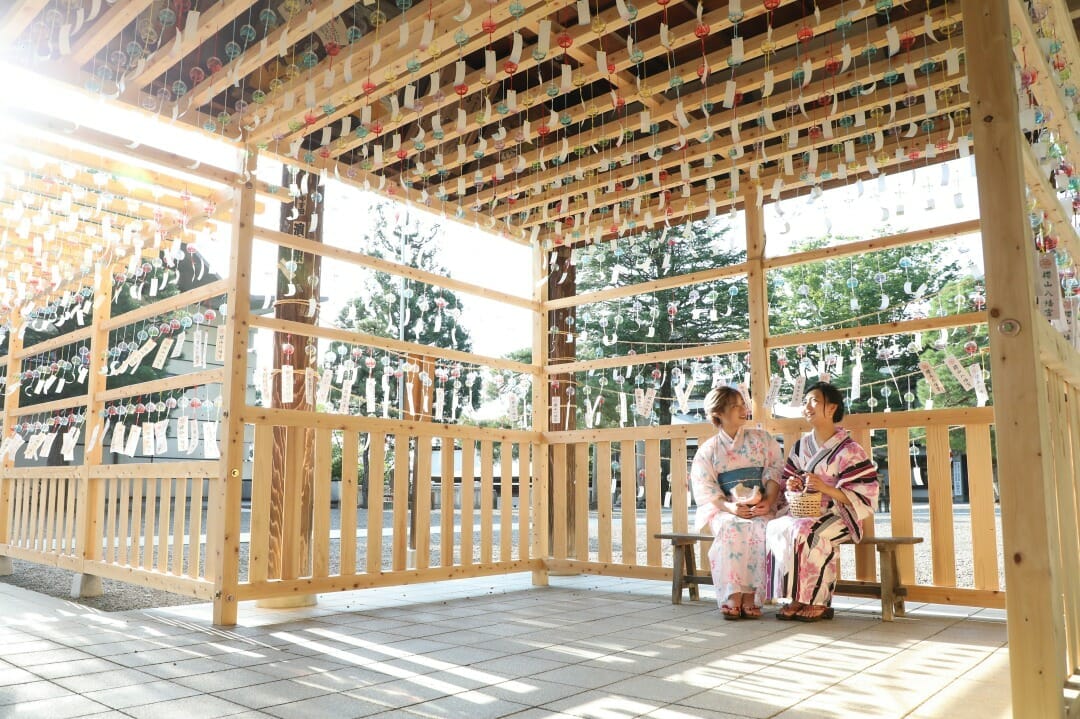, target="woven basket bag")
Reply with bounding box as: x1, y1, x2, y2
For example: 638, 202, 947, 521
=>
786, 489, 824, 518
